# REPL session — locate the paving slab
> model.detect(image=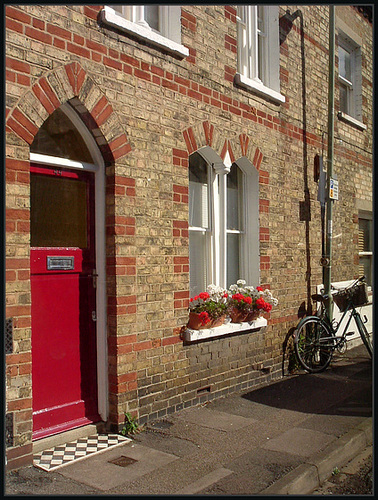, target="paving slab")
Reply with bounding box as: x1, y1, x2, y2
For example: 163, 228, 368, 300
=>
297, 413, 365, 436
172, 406, 258, 431
262, 427, 336, 457
58, 442, 179, 491
133, 430, 199, 457
176, 467, 233, 494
